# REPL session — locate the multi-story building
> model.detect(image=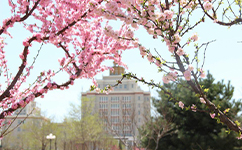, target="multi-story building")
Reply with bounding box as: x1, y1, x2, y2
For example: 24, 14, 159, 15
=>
81, 63, 151, 146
